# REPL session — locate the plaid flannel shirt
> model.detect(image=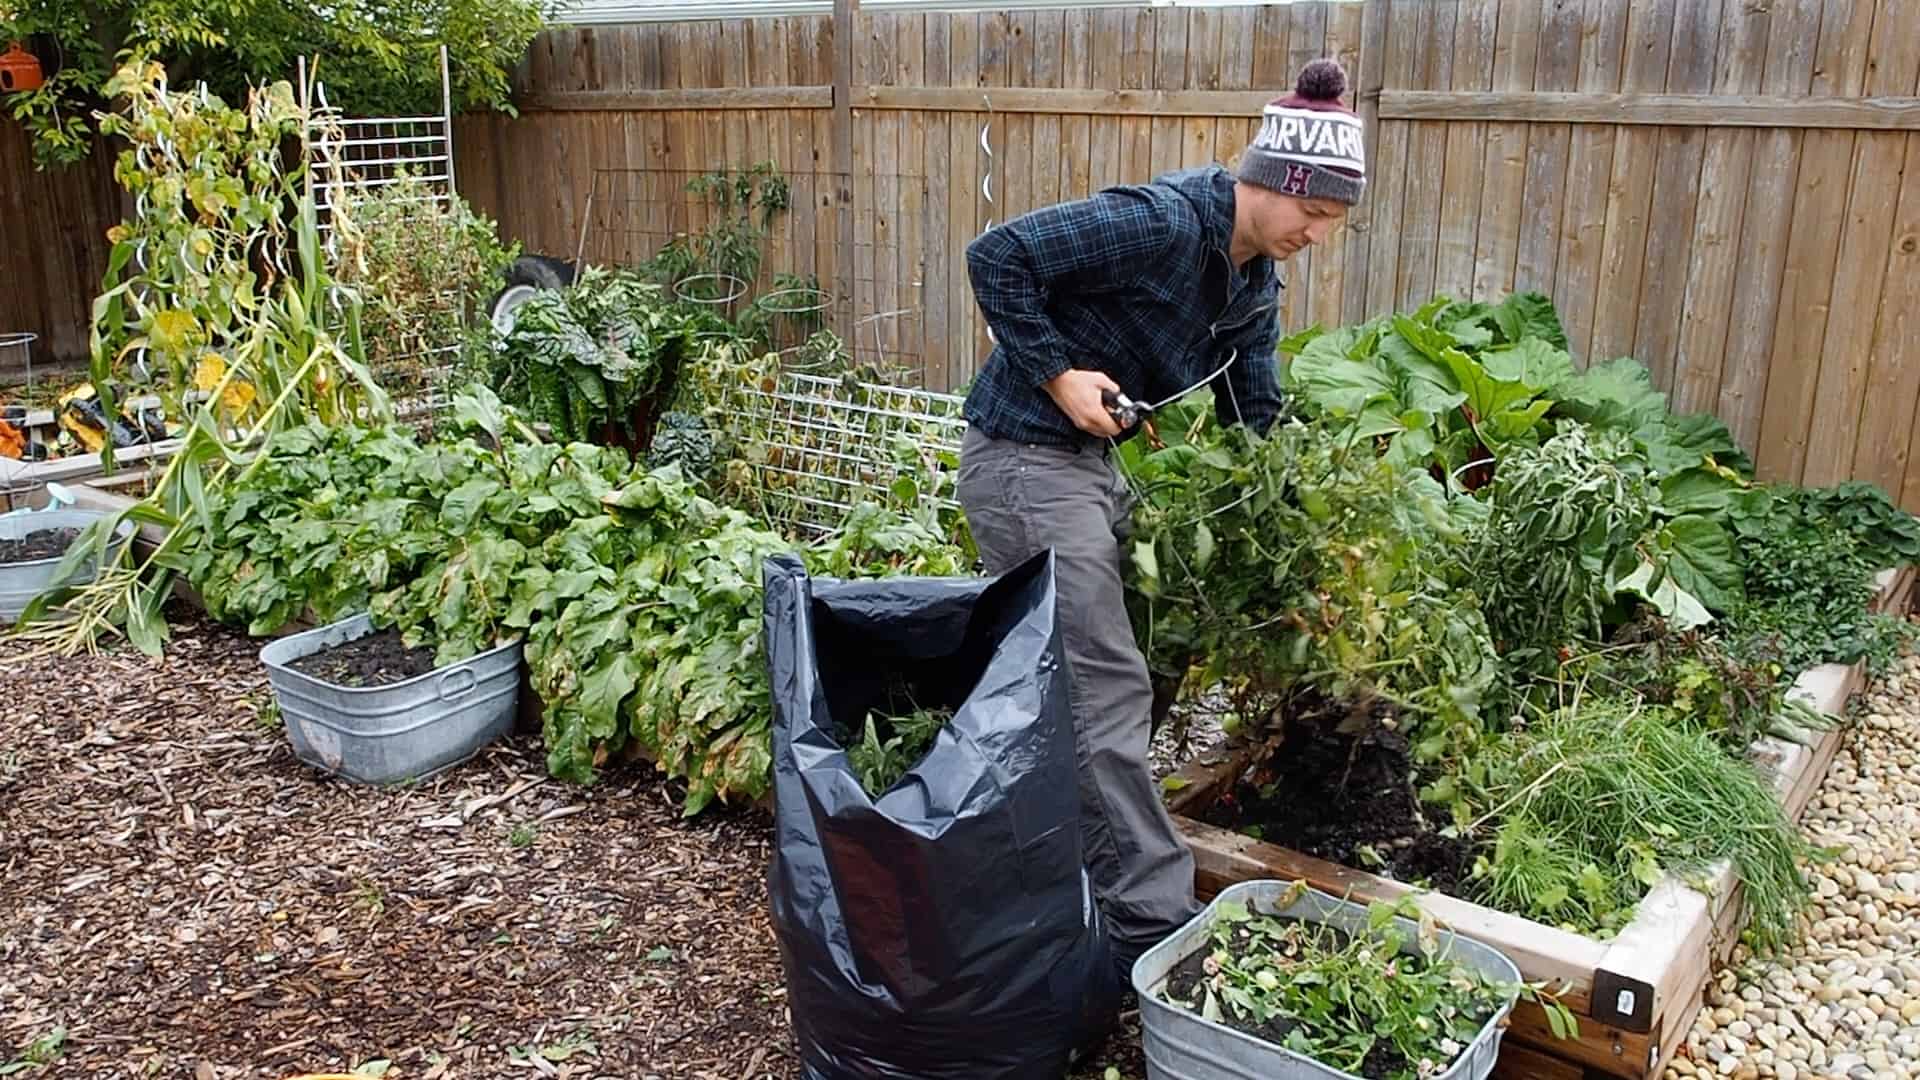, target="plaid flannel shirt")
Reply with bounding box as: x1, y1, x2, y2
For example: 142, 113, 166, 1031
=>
961, 164, 1287, 448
